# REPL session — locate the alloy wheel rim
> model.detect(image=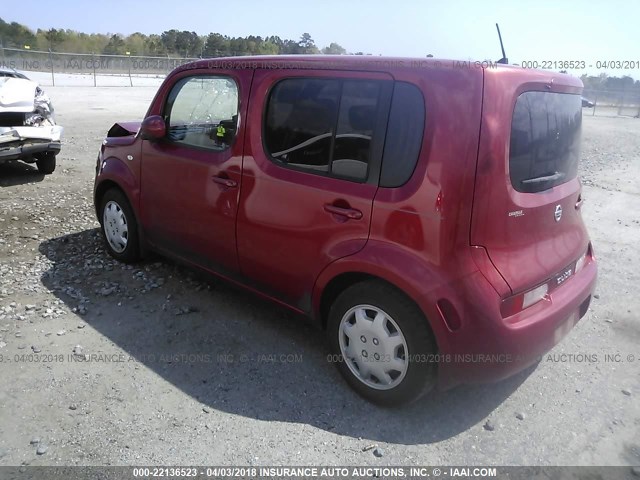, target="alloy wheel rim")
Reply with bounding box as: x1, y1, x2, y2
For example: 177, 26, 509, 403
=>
103, 200, 128, 254
338, 304, 409, 390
